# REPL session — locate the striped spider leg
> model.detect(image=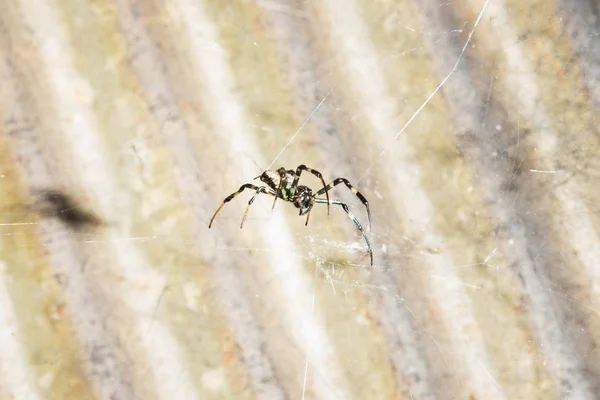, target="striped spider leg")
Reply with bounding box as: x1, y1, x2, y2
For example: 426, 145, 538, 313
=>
209, 183, 276, 229
266, 167, 288, 210
289, 165, 330, 217
314, 197, 373, 265
314, 178, 371, 233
